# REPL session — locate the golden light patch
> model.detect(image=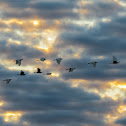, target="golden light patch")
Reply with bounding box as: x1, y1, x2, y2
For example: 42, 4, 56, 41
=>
45, 61, 51, 65
48, 37, 53, 41
114, 0, 126, 6
74, 54, 80, 58
51, 73, 60, 77
23, 121, 30, 125
109, 80, 126, 89
80, 9, 88, 14
98, 80, 126, 100
55, 20, 61, 25
72, 83, 79, 88
102, 18, 111, 22
0, 101, 4, 107
3, 111, 22, 123
34, 45, 49, 52
33, 20, 39, 26
4, 19, 23, 25
8, 38, 21, 45
7, 65, 35, 73
36, 31, 57, 51
106, 114, 118, 123
118, 105, 126, 113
